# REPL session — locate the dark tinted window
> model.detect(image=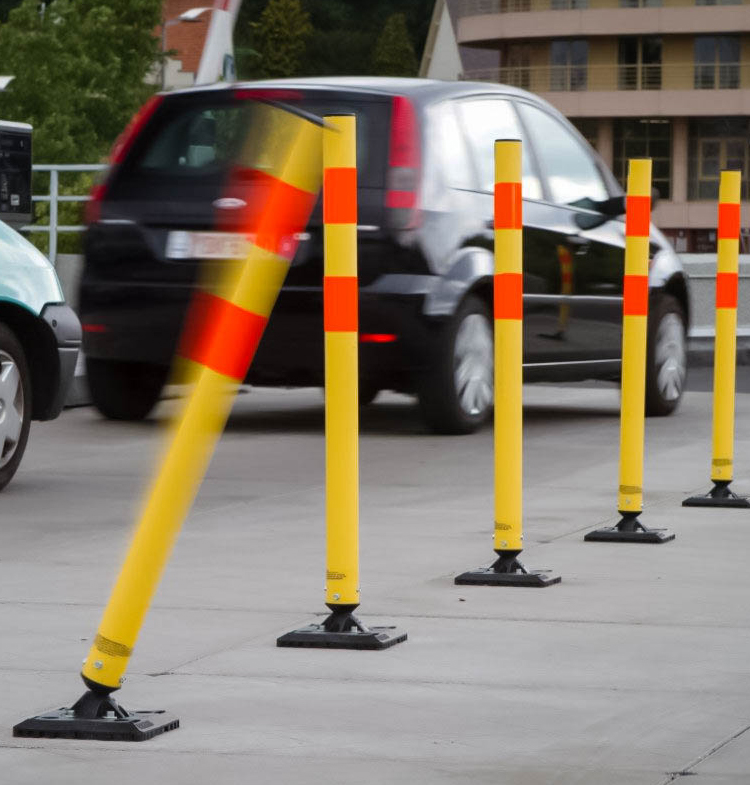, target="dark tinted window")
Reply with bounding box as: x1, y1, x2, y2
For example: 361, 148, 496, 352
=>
117, 92, 389, 191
